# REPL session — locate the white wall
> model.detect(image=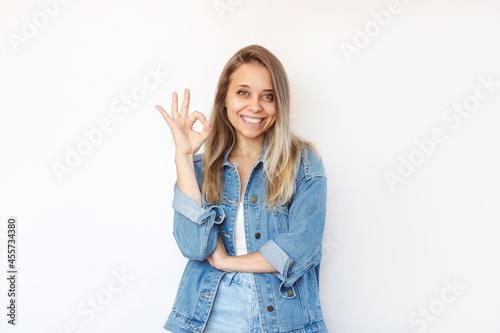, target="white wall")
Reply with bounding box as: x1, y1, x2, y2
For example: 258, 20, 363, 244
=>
1, 0, 499, 332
